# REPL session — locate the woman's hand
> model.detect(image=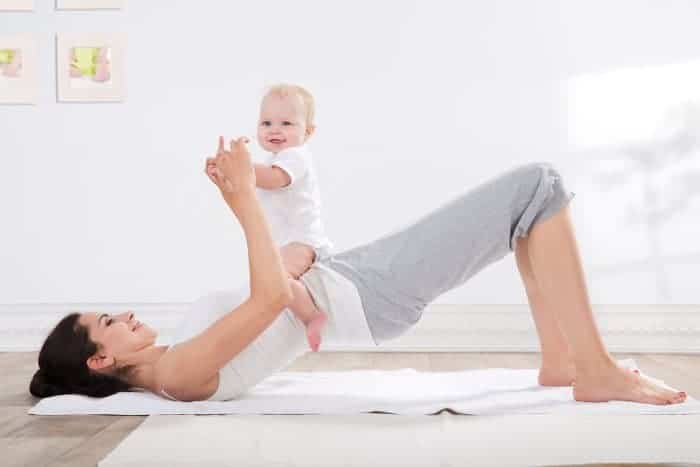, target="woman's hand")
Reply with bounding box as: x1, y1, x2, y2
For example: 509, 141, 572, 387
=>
205, 157, 233, 193
205, 136, 255, 195
280, 242, 316, 279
